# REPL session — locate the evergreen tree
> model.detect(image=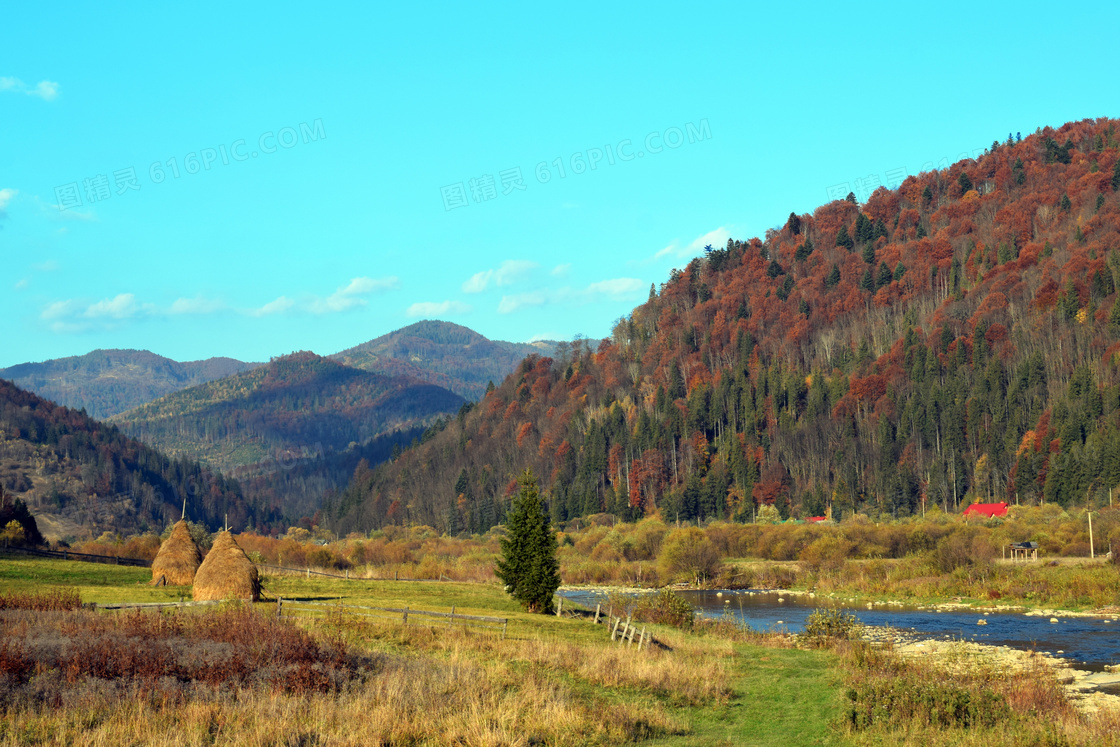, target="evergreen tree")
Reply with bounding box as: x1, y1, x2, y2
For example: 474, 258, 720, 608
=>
823, 264, 840, 289
958, 171, 973, 194
862, 241, 876, 264
876, 261, 893, 289
859, 267, 875, 292
495, 470, 560, 613
922, 185, 933, 204
1113, 159, 1120, 192
1060, 193, 1071, 211
836, 225, 854, 250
